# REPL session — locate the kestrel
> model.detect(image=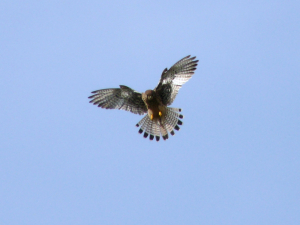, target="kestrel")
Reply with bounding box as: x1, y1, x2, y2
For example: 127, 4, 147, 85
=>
88, 55, 198, 141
